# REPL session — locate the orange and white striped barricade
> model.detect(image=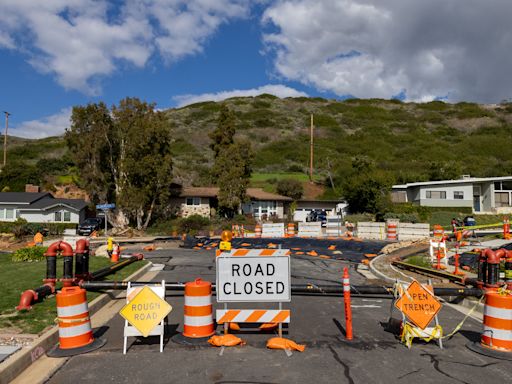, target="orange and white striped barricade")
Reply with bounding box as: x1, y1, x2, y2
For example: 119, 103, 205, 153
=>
468, 289, 512, 360
429, 239, 448, 267
47, 286, 106, 357
287, 223, 295, 237
173, 278, 214, 345
216, 248, 291, 336
121, 281, 167, 354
